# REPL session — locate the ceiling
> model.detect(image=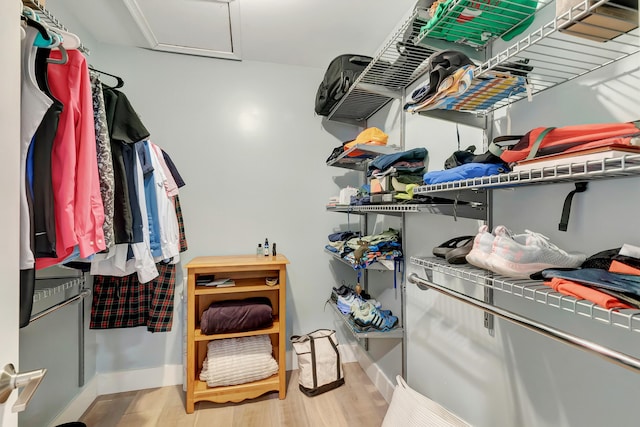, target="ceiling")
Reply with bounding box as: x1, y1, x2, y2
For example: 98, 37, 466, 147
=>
46, 0, 418, 69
